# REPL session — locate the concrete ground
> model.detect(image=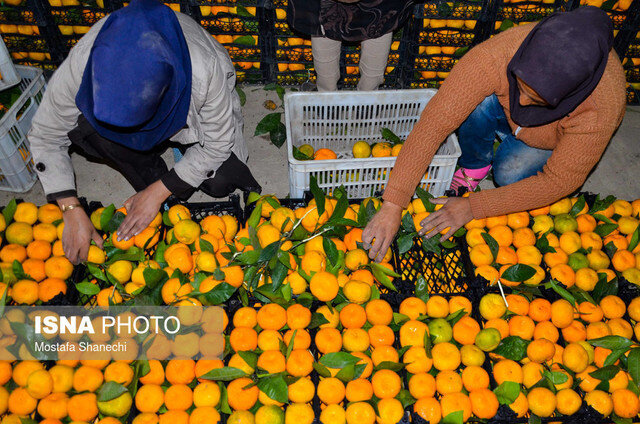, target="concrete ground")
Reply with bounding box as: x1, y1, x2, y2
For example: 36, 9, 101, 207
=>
2, 86, 640, 207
